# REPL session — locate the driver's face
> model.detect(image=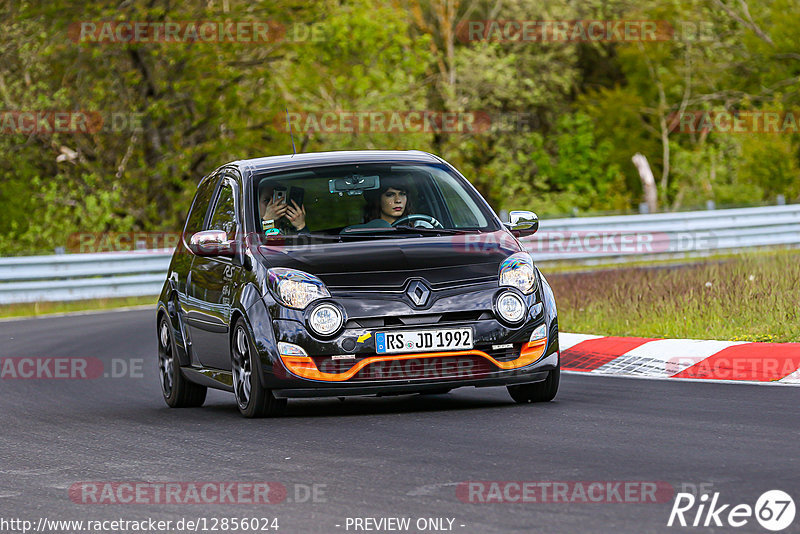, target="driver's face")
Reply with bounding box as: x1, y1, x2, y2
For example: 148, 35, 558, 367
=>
380, 187, 407, 223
